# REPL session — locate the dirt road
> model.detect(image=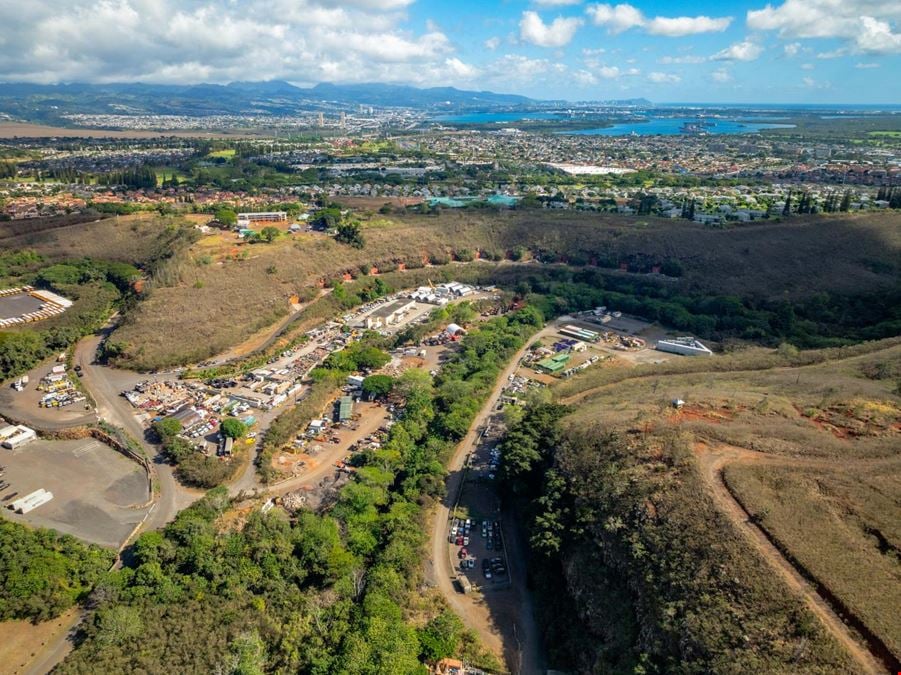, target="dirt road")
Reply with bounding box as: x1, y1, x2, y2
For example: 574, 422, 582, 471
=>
427, 325, 556, 675
264, 404, 391, 498
693, 442, 891, 674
